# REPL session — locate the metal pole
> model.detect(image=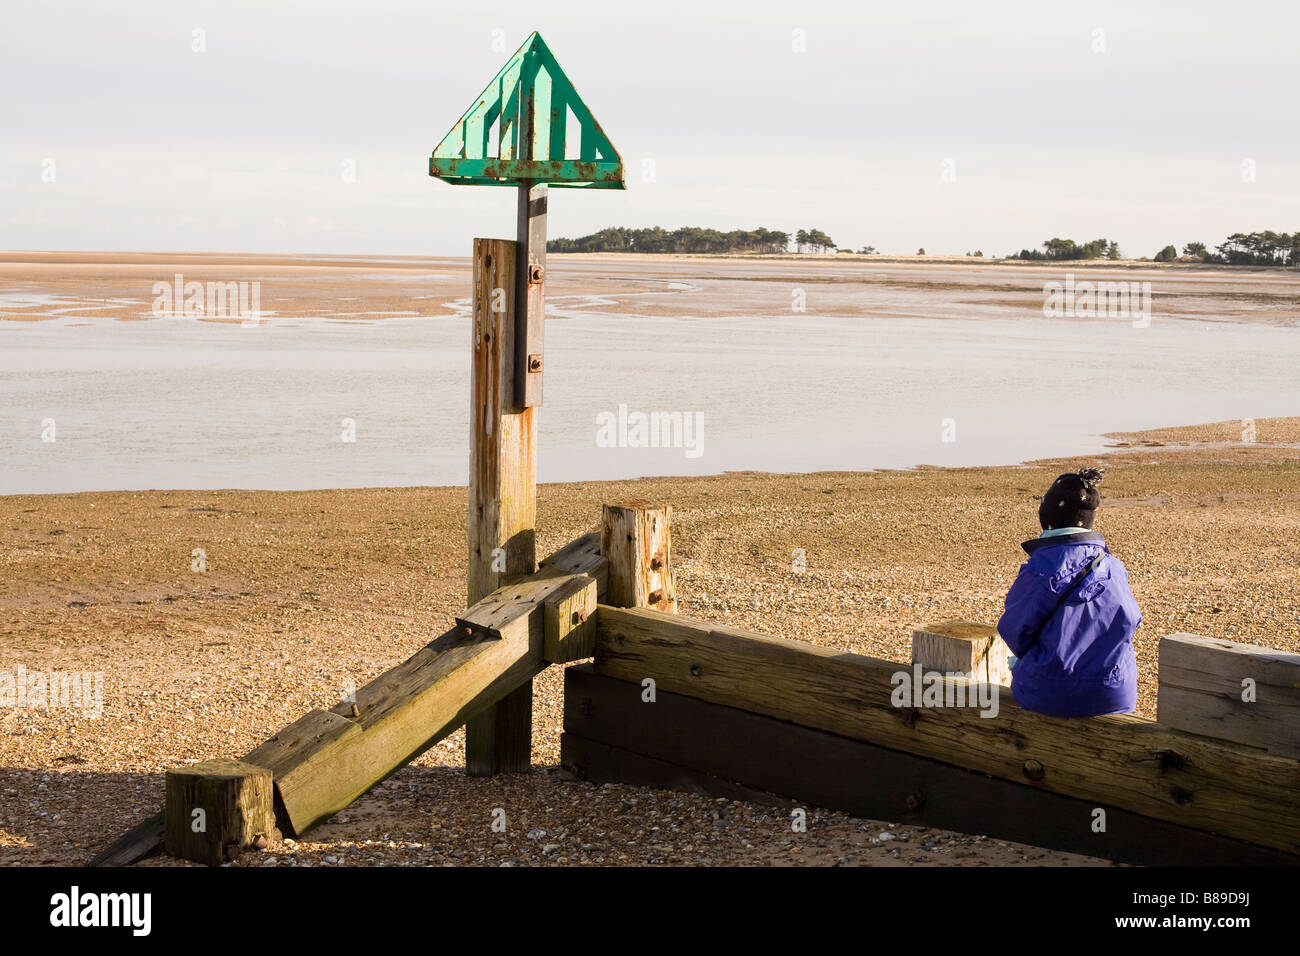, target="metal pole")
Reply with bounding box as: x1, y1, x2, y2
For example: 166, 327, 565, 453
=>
514, 182, 547, 409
